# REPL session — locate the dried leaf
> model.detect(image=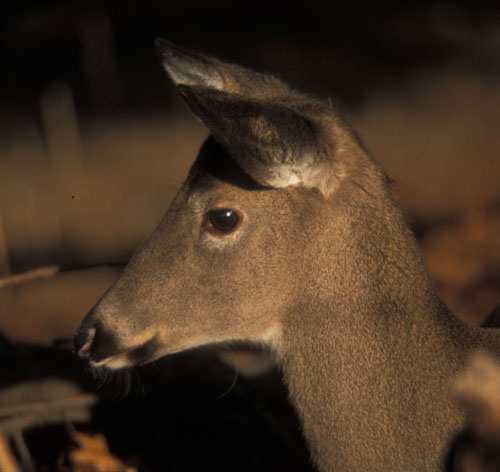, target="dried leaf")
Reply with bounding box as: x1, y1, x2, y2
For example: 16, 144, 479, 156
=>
68, 431, 136, 472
